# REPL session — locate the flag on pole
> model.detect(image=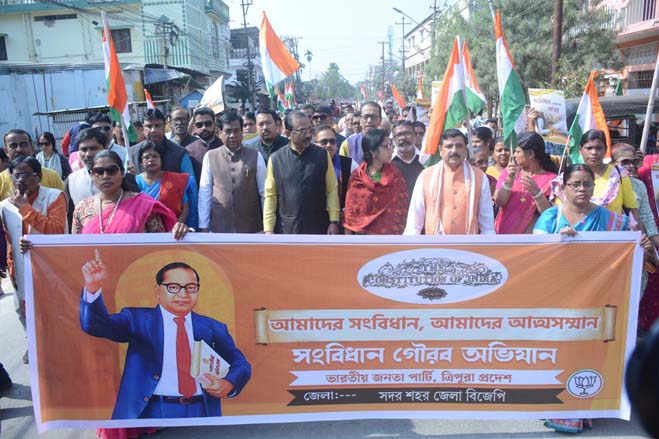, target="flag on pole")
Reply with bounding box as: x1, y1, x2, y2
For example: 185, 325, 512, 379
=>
285, 81, 294, 108
144, 89, 155, 110
421, 37, 468, 166
494, 10, 526, 148
199, 75, 225, 114
462, 42, 486, 115
275, 85, 287, 111
259, 12, 300, 98
101, 12, 133, 142
615, 78, 624, 96
360, 84, 368, 101
389, 83, 407, 112
417, 76, 425, 99
289, 81, 297, 106
567, 71, 610, 164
